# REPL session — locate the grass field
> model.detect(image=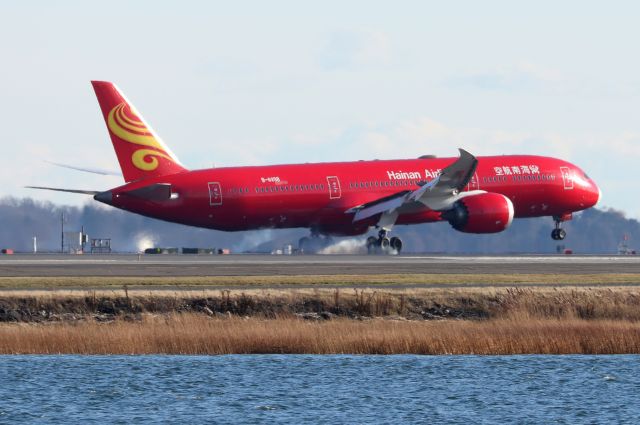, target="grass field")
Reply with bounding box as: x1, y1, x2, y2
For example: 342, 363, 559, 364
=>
0, 273, 639, 289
